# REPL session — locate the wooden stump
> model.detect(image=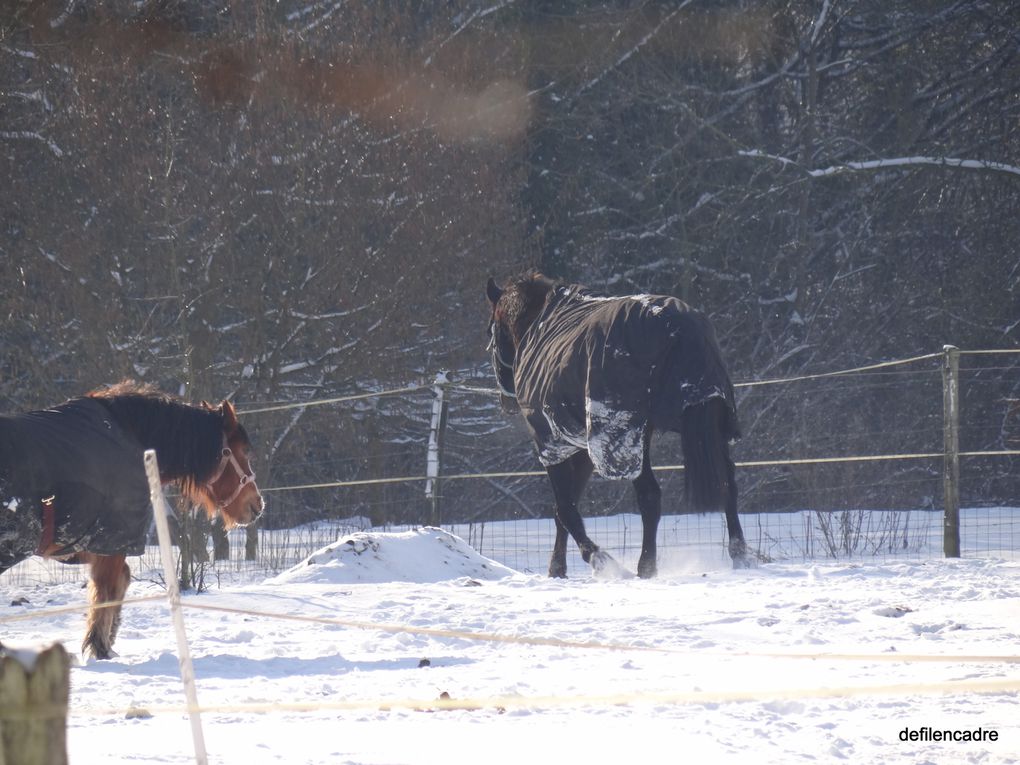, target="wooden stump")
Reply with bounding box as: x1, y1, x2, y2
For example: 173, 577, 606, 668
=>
0, 643, 70, 765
